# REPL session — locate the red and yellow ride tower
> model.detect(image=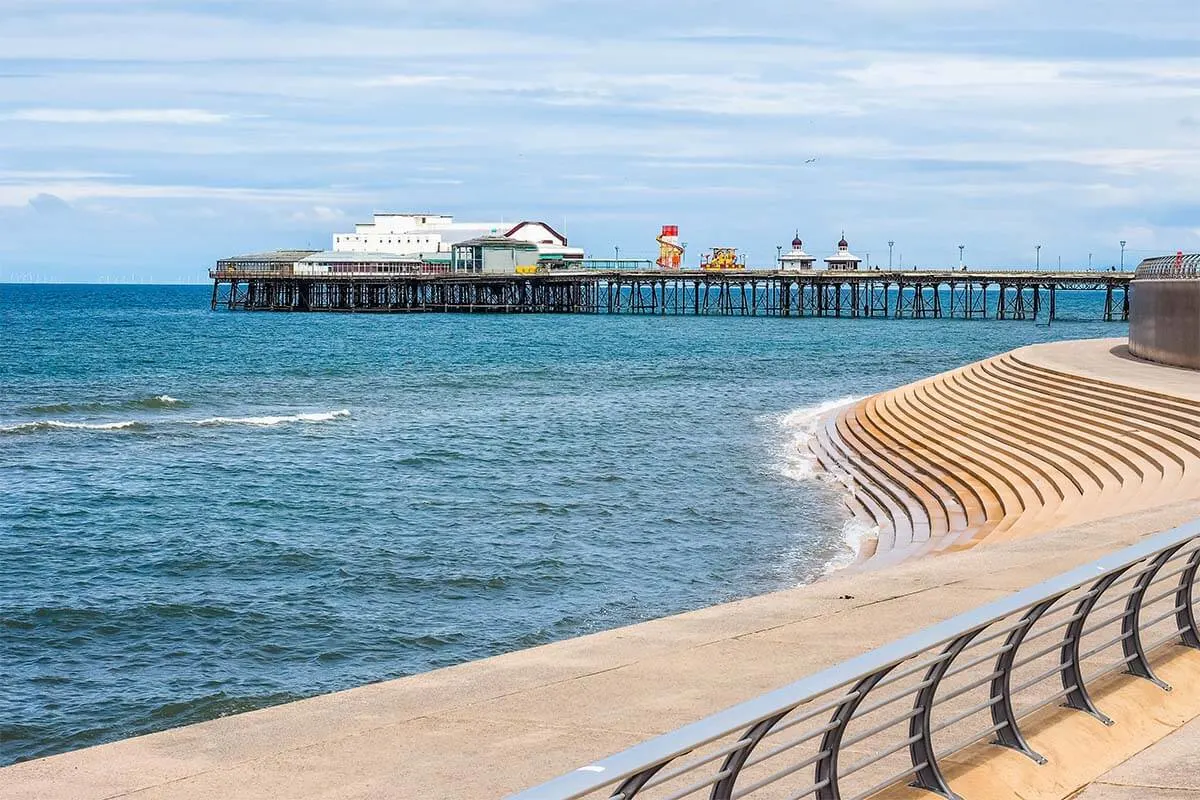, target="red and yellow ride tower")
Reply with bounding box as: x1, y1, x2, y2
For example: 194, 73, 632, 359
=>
656, 225, 684, 270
